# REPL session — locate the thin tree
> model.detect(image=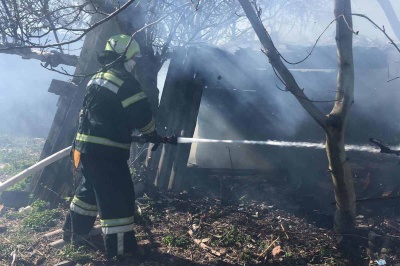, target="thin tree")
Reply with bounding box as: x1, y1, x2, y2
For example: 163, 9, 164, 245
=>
237, 0, 356, 233
0, 0, 92, 66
